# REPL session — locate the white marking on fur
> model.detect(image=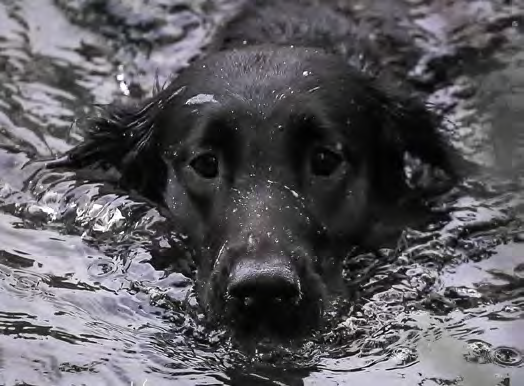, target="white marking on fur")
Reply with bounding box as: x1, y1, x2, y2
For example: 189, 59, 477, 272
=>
185, 94, 218, 105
